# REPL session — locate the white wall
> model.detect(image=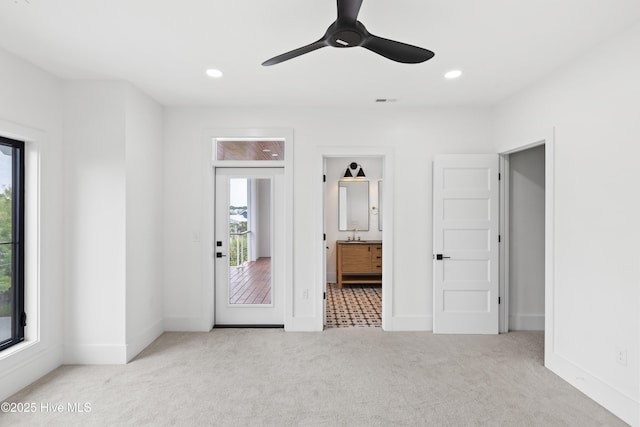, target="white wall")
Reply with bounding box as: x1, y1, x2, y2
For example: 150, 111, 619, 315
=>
508, 145, 545, 331
63, 81, 164, 364
63, 81, 127, 363
0, 49, 64, 400
124, 87, 165, 361
325, 157, 382, 283
163, 107, 493, 331
494, 23, 640, 426
0, 51, 163, 397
